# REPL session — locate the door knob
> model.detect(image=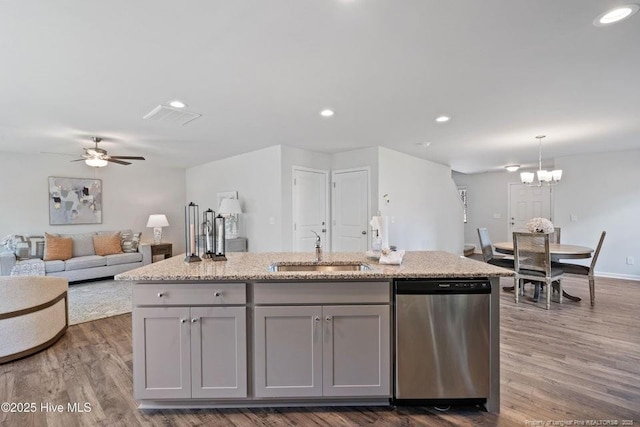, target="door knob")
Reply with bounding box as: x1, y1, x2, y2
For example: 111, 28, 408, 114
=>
157, 292, 165, 298
314, 316, 320, 322
321, 229, 326, 233
180, 318, 187, 323
214, 291, 221, 297
191, 318, 199, 323
325, 316, 332, 321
